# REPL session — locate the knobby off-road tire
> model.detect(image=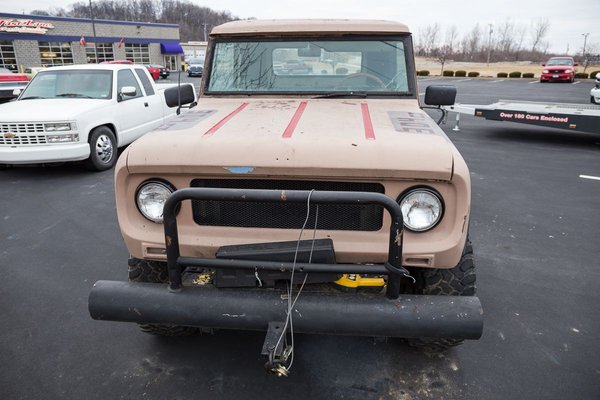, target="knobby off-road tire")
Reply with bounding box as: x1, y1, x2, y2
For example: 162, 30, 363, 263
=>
407, 240, 476, 352
127, 257, 198, 336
